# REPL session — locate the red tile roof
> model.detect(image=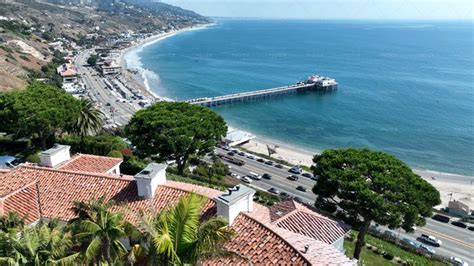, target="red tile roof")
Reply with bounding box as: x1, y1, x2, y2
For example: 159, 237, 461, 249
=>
58, 154, 122, 173
270, 200, 351, 244
1, 182, 41, 224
